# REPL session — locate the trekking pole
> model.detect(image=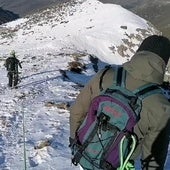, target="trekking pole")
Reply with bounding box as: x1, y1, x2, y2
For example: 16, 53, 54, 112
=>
117, 135, 136, 170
